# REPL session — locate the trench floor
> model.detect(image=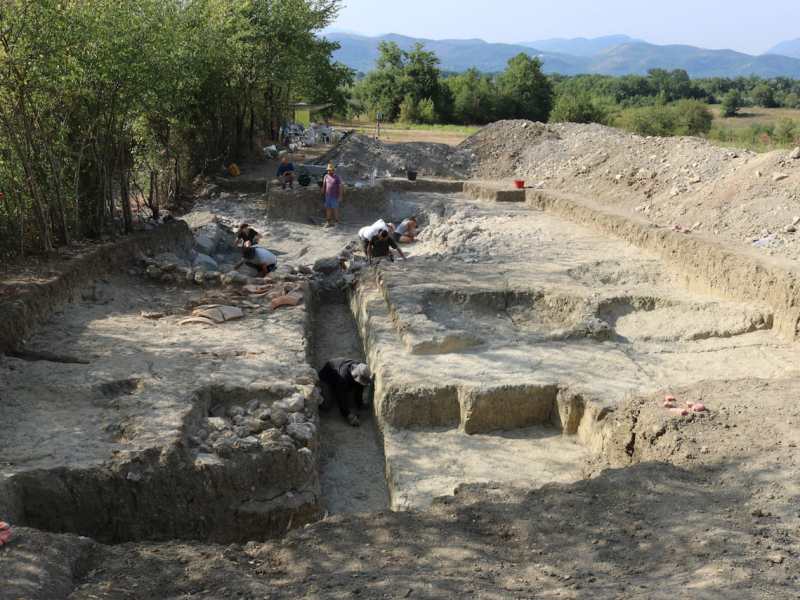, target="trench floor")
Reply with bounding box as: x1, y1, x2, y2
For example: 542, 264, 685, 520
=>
311, 300, 390, 514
